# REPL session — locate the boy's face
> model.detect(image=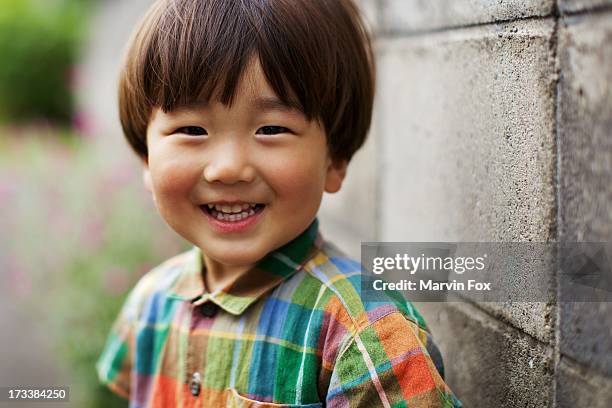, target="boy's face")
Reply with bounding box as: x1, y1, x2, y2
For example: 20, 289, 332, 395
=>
144, 57, 347, 269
